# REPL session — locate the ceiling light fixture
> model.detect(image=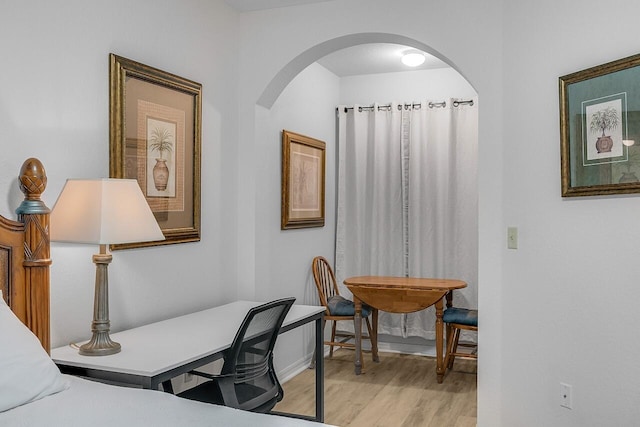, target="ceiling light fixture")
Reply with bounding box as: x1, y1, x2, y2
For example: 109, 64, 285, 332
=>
401, 52, 426, 67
